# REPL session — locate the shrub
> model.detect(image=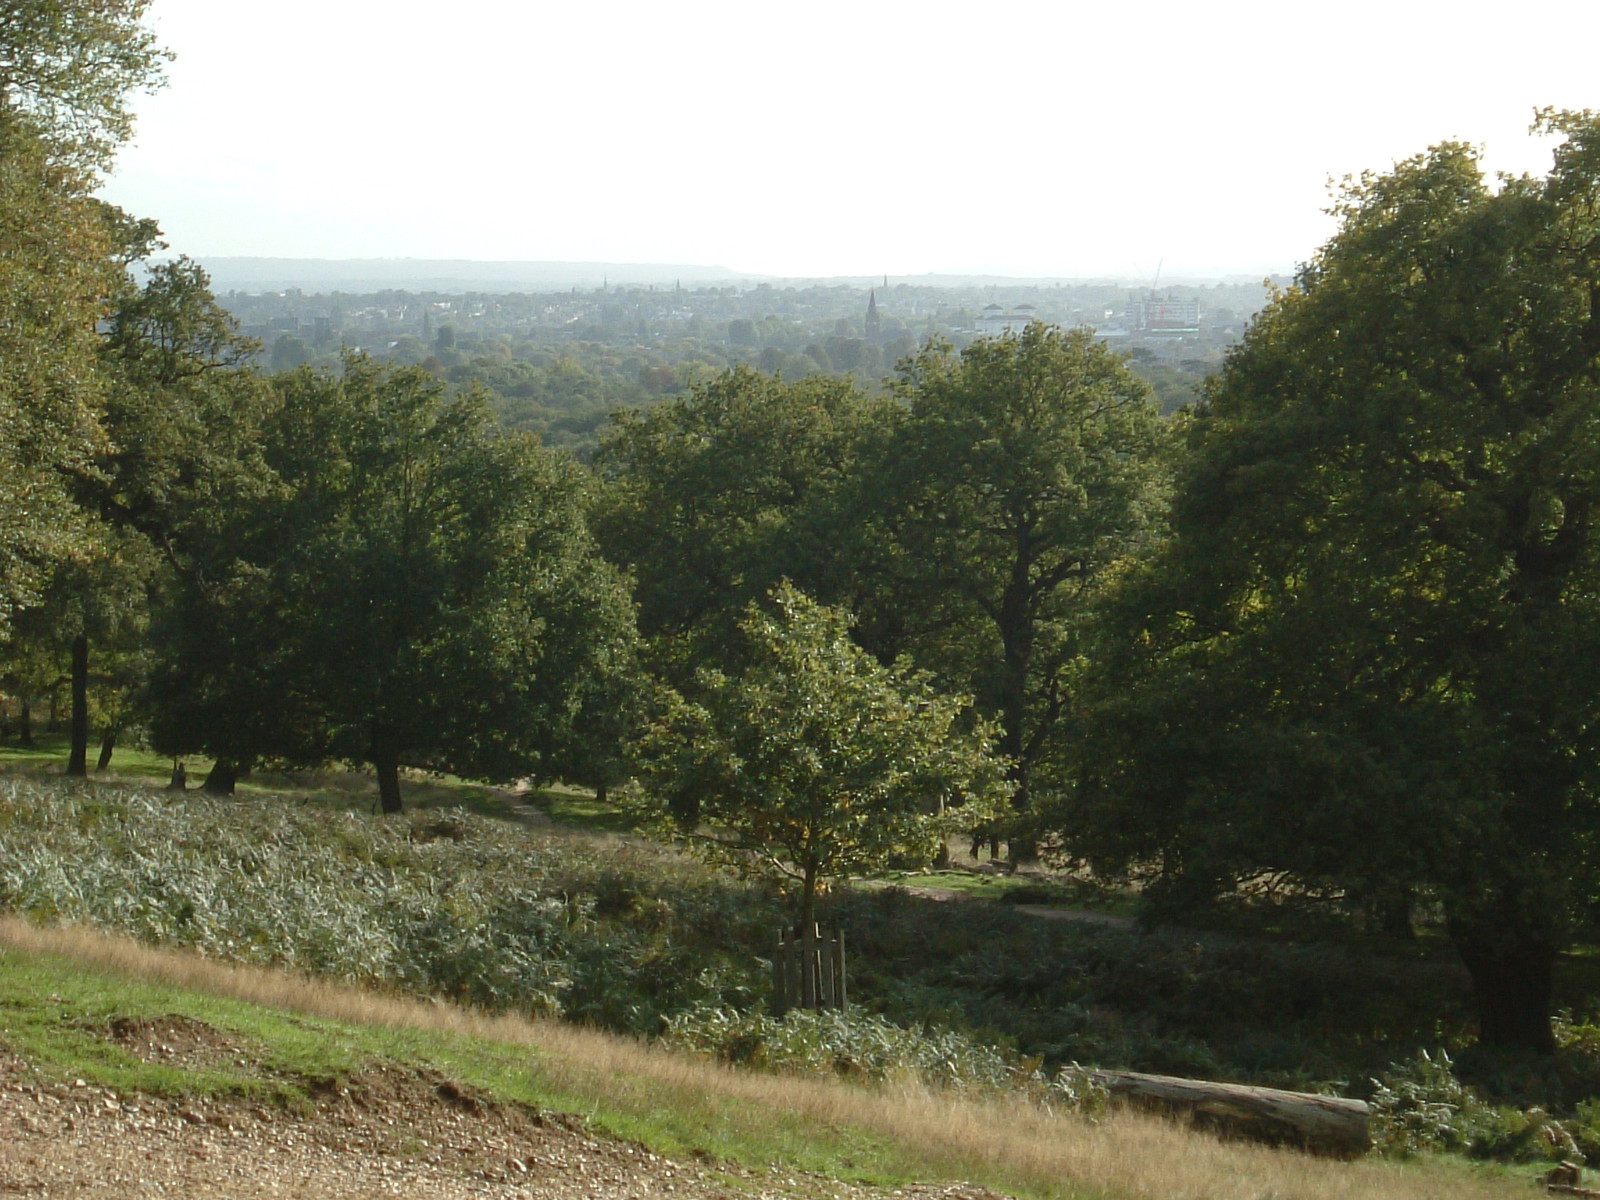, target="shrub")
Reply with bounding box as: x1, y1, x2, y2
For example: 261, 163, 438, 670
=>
1368, 1049, 1585, 1163
661, 1002, 1107, 1113
0, 778, 775, 1025
1368, 1050, 1483, 1156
